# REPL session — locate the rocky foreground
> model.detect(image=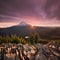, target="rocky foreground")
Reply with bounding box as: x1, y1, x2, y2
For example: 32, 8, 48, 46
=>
0, 42, 60, 60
